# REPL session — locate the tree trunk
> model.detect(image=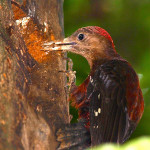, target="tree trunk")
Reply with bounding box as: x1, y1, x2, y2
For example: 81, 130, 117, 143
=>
0, 0, 69, 149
